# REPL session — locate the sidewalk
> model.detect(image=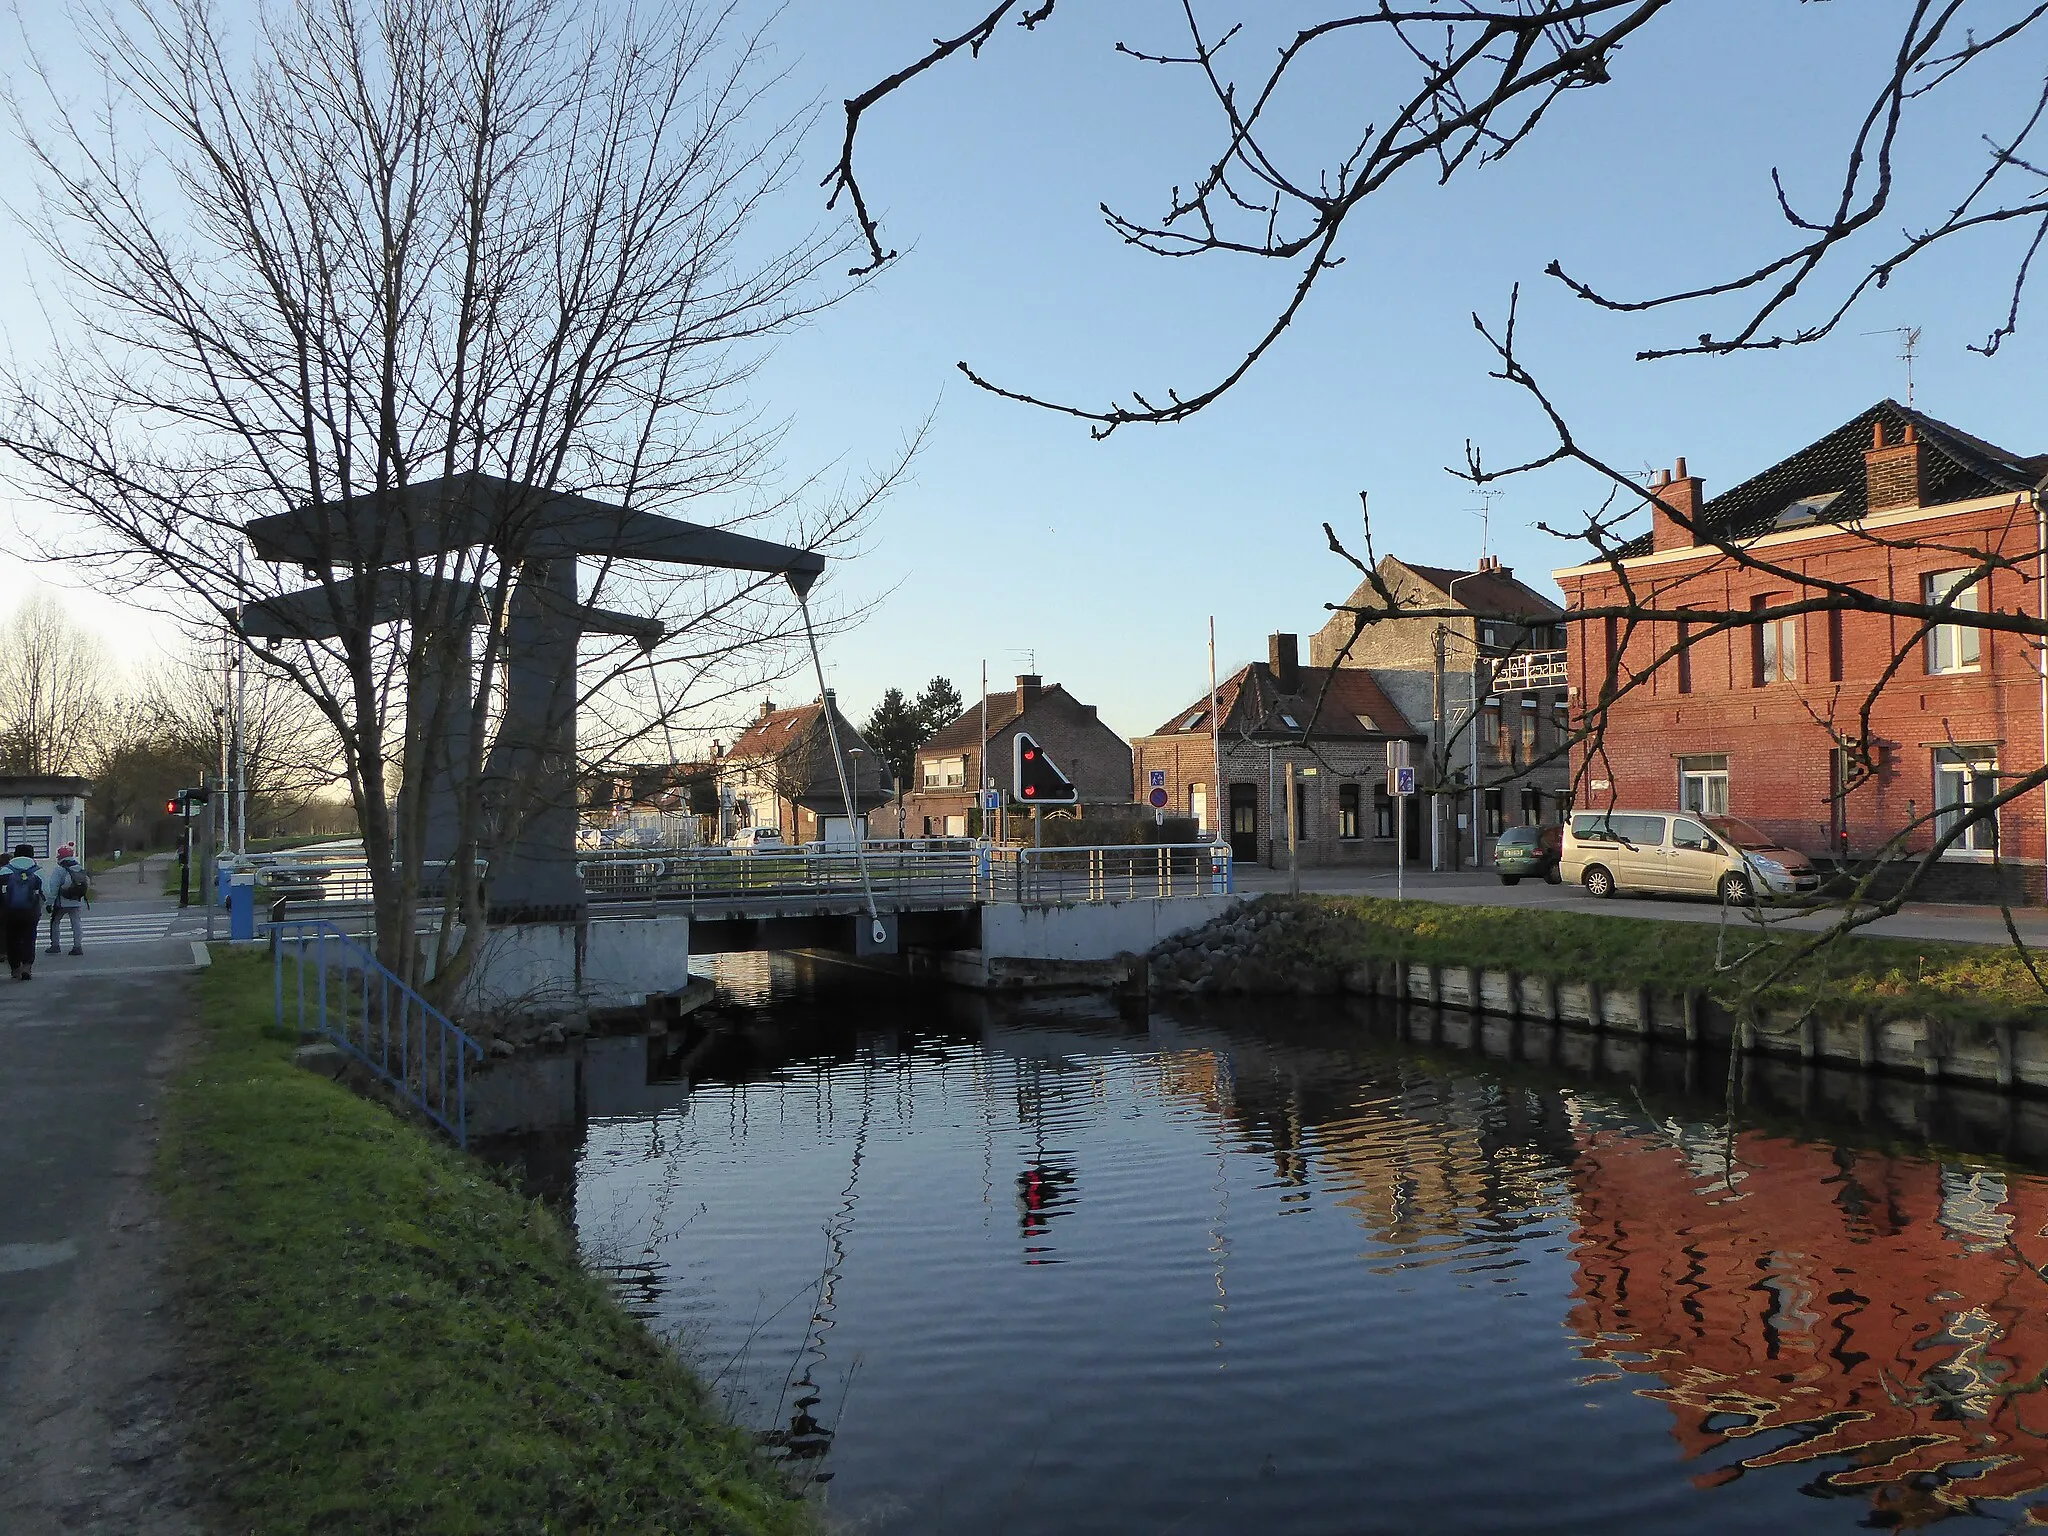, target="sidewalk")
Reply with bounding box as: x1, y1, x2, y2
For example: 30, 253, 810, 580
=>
1233, 862, 2048, 949
0, 915, 201, 1531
